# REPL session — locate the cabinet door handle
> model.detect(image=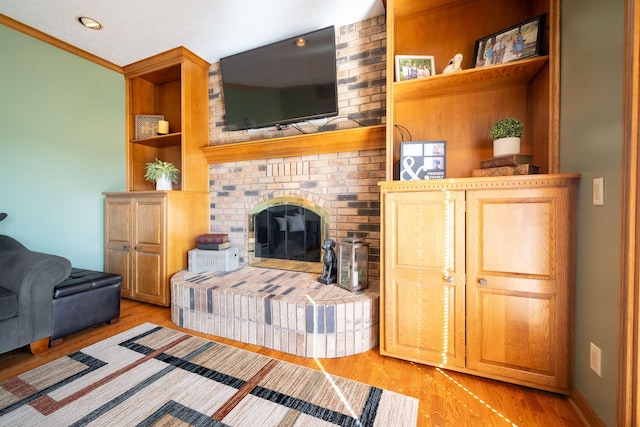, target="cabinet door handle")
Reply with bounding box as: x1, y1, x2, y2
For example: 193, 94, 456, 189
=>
479, 279, 488, 286
134, 246, 138, 251
123, 245, 129, 250
444, 276, 454, 283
